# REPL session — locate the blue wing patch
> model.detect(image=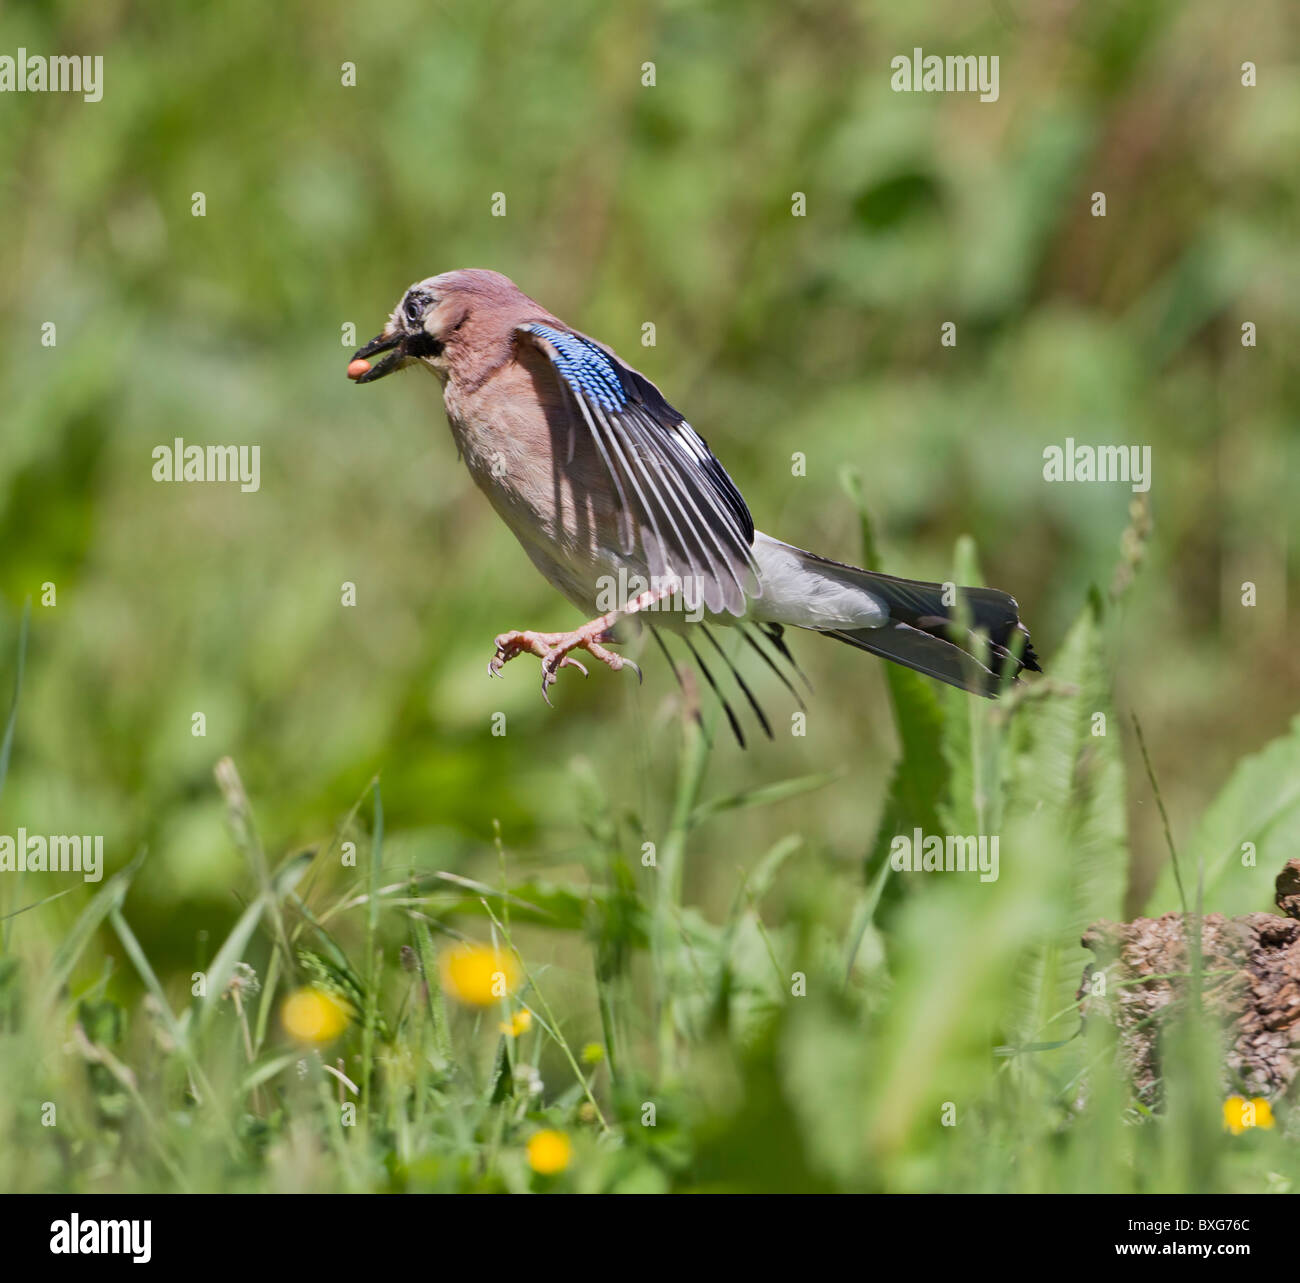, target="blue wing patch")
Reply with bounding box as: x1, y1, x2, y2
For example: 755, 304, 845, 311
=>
516, 318, 760, 615
523, 323, 627, 413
